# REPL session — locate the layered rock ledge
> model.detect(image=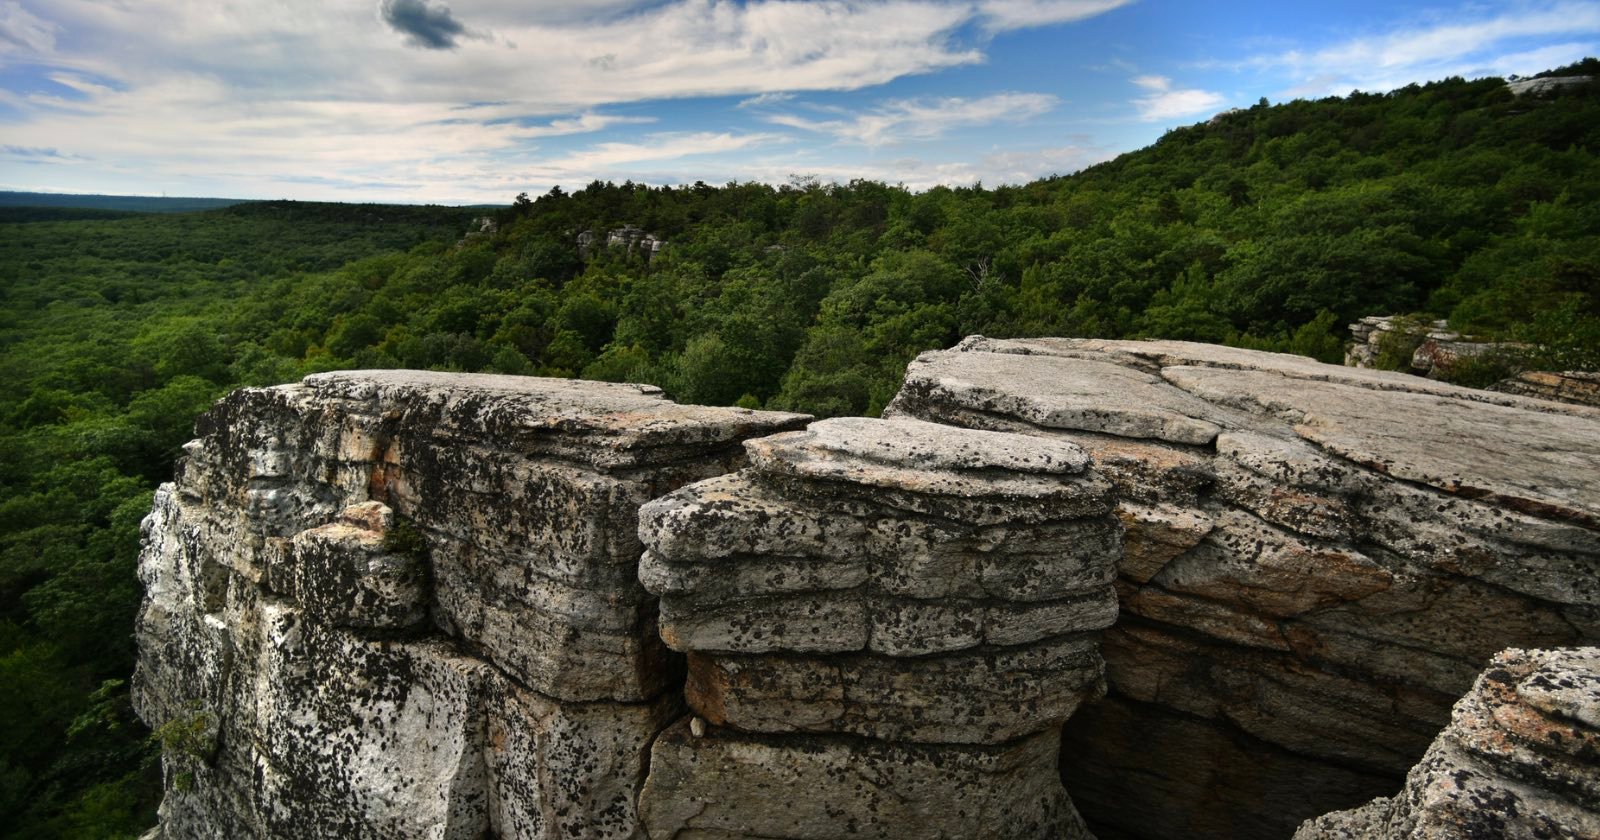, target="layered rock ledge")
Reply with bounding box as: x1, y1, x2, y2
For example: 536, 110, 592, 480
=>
135, 343, 1600, 840
635, 416, 1119, 837
134, 371, 806, 839
887, 337, 1600, 839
